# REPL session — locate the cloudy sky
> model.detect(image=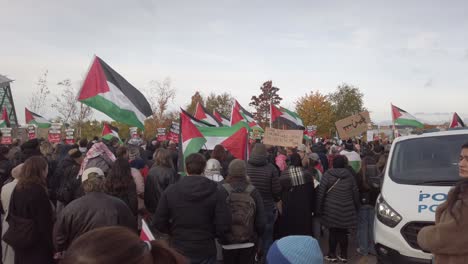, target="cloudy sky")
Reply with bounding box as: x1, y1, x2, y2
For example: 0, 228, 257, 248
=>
1, 0, 468, 124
